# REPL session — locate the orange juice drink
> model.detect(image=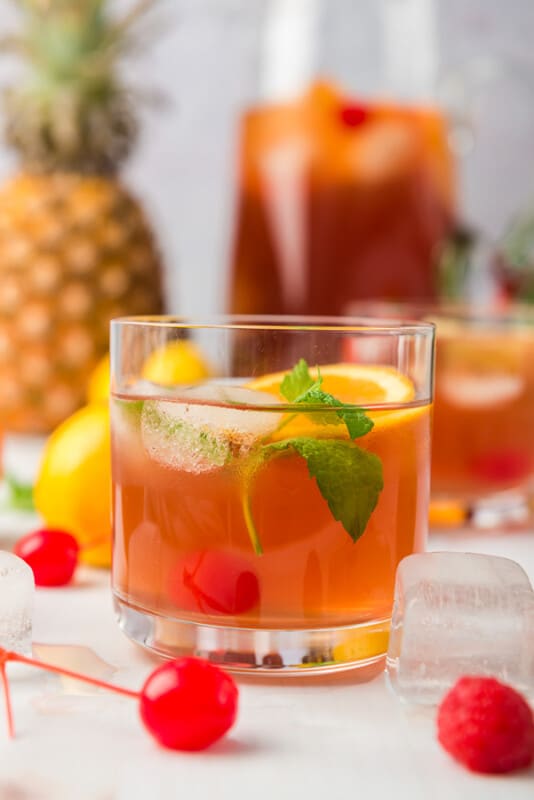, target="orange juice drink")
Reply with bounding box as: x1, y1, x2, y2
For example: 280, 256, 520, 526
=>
432, 319, 534, 504
346, 302, 534, 527
111, 318, 434, 673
